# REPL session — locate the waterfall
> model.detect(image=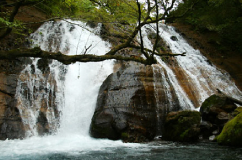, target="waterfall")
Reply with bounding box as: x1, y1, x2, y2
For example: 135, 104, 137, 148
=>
0, 20, 144, 158
1, 20, 242, 158
159, 24, 242, 105
28, 20, 114, 136
15, 57, 65, 137
16, 20, 242, 139
141, 24, 242, 111
15, 19, 115, 137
